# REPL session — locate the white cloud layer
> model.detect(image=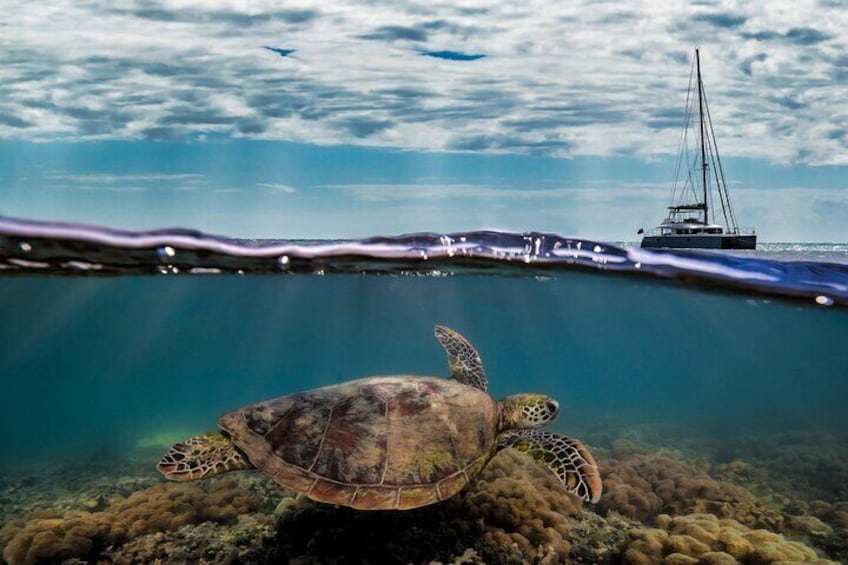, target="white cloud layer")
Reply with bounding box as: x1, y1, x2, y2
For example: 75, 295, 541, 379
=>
257, 183, 297, 194
2, 1, 847, 164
